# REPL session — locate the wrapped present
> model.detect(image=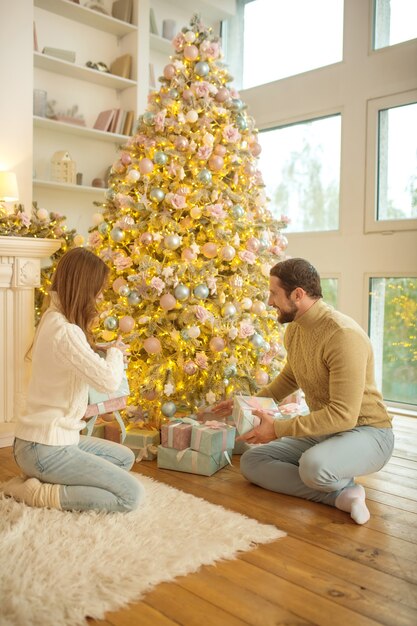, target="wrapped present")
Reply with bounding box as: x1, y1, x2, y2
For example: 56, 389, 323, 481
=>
81, 419, 105, 439
161, 418, 198, 450
278, 400, 310, 418
232, 396, 279, 435
191, 421, 235, 456
124, 428, 160, 462
104, 420, 124, 443
157, 445, 232, 476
